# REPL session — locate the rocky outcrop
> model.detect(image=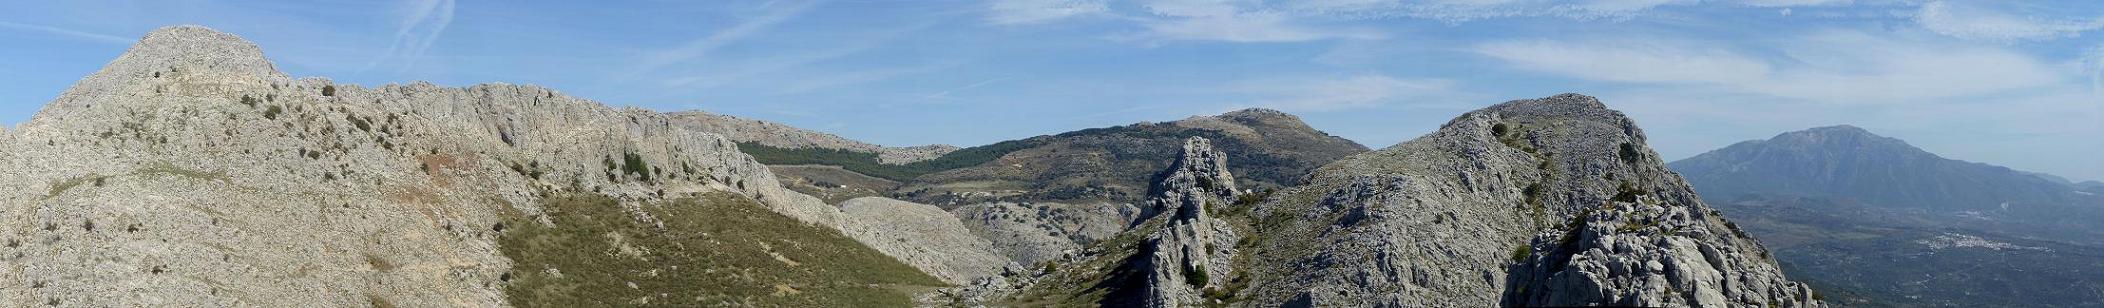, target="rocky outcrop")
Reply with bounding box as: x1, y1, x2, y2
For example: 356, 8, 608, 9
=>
0, 25, 968, 306
838, 197, 1013, 284
1236, 94, 1822, 307
667, 111, 957, 164
951, 201, 1141, 266
1140, 137, 1243, 307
